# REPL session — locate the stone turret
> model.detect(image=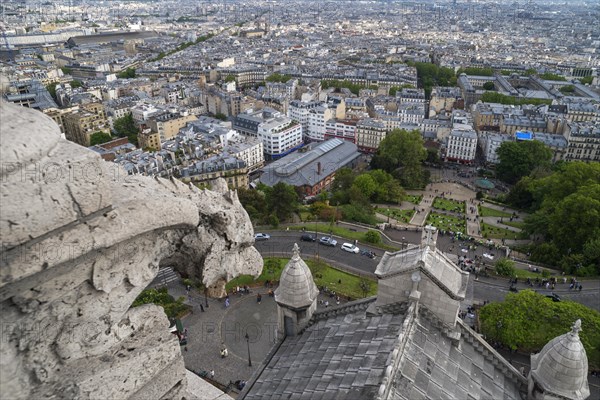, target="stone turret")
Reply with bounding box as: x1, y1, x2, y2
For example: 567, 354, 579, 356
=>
0, 101, 262, 399
528, 319, 590, 400
274, 243, 319, 337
